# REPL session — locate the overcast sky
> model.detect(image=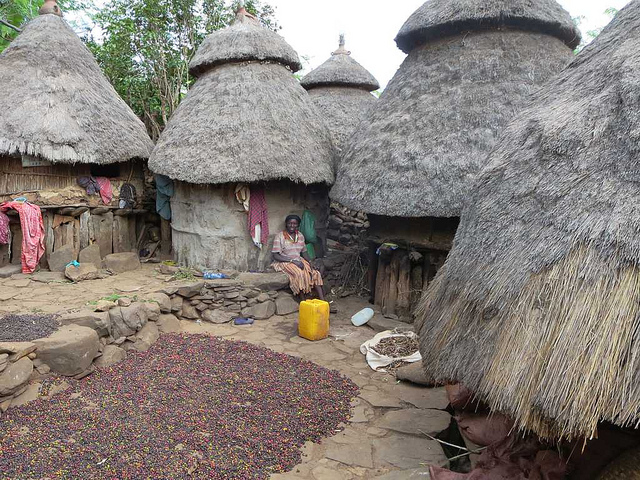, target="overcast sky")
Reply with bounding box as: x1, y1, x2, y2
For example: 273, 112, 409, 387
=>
271, 0, 631, 88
